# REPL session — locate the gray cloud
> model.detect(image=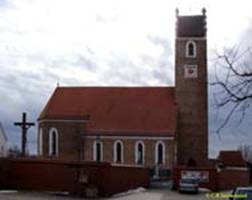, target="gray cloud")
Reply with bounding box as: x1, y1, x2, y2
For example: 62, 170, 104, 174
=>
1, 0, 252, 159
147, 35, 174, 85
74, 55, 98, 72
